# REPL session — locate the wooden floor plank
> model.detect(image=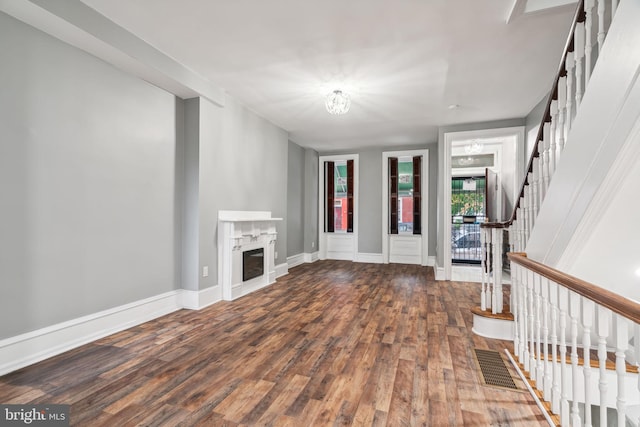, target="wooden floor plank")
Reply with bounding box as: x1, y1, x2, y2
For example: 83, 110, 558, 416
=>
0, 261, 547, 426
